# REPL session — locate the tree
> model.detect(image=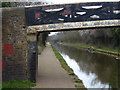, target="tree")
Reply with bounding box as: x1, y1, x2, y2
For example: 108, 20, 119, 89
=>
2, 2, 11, 7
